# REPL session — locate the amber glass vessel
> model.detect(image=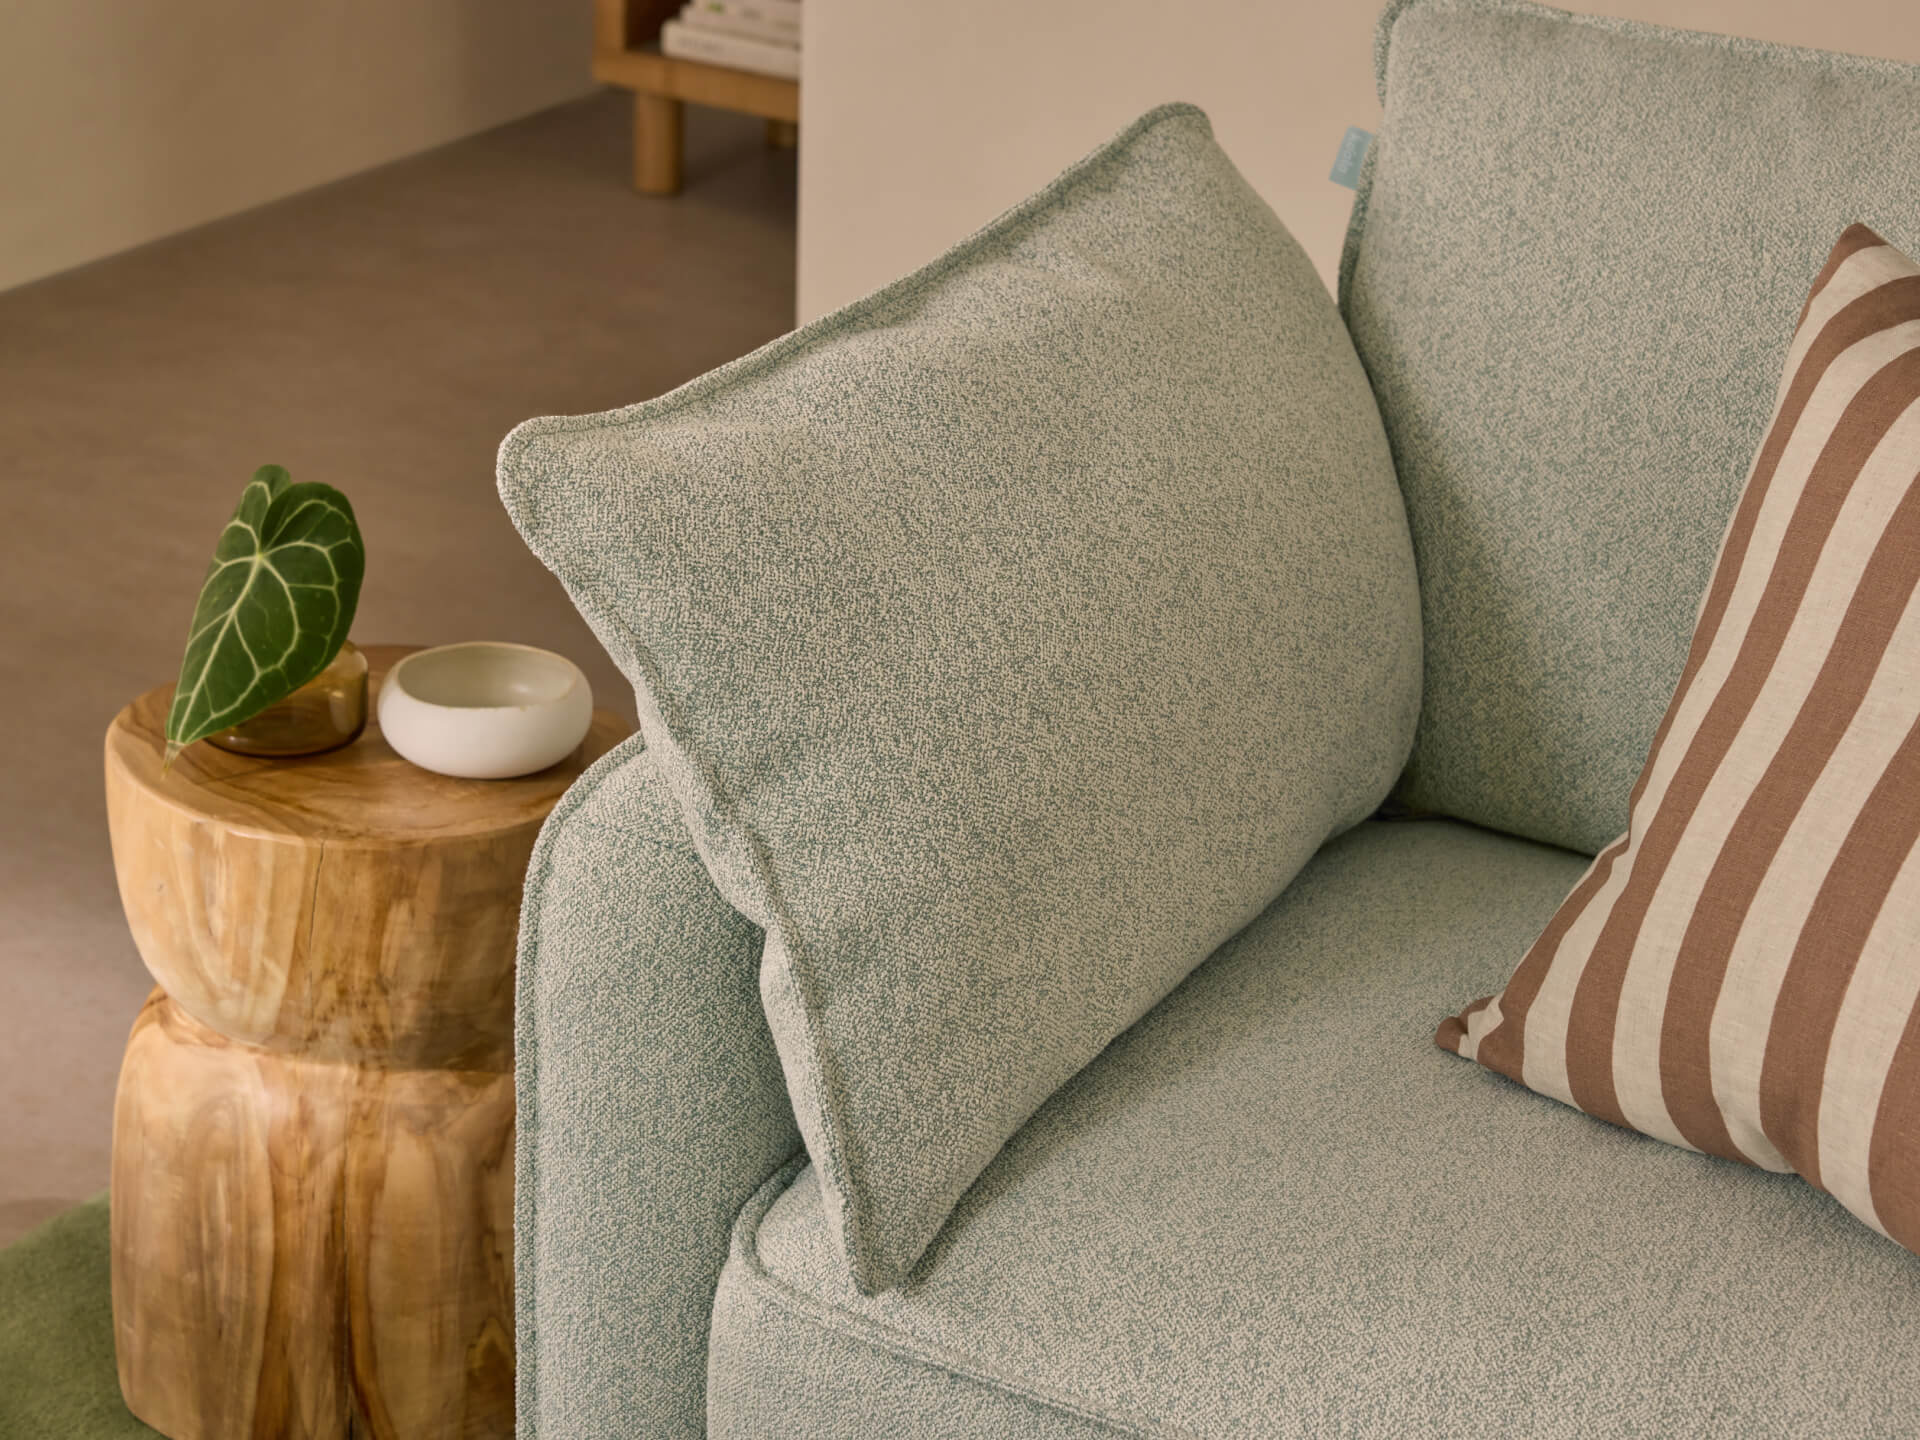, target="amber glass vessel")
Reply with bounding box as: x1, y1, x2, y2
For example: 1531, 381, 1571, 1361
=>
206, 641, 369, 757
